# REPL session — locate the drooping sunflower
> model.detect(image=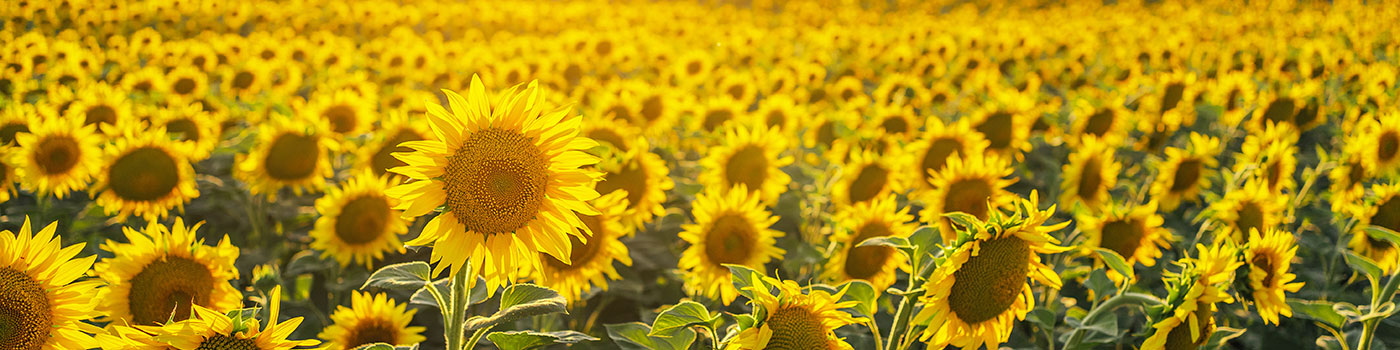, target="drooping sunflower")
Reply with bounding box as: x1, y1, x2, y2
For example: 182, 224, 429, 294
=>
595, 136, 674, 230
679, 185, 785, 305
832, 147, 906, 207
1244, 228, 1304, 325
904, 118, 986, 199
386, 76, 601, 293
0, 216, 103, 350
93, 218, 242, 326
1149, 132, 1222, 211
915, 192, 1071, 350
91, 127, 199, 220
1359, 111, 1400, 176
822, 194, 917, 292
151, 102, 222, 161
1209, 179, 1287, 243
311, 170, 410, 268
534, 191, 632, 304
1142, 242, 1241, 350
302, 89, 375, 138
10, 114, 103, 199
701, 124, 794, 206
1235, 121, 1299, 194
235, 113, 337, 200
727, 272, 863, 350
1075, 200, 1172, 280
1060, 136, 1122, 211
919, 150, 1016, 242
146, 286, 319, 349
1348, 183, 1400, 273
317, 291, 426, 350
